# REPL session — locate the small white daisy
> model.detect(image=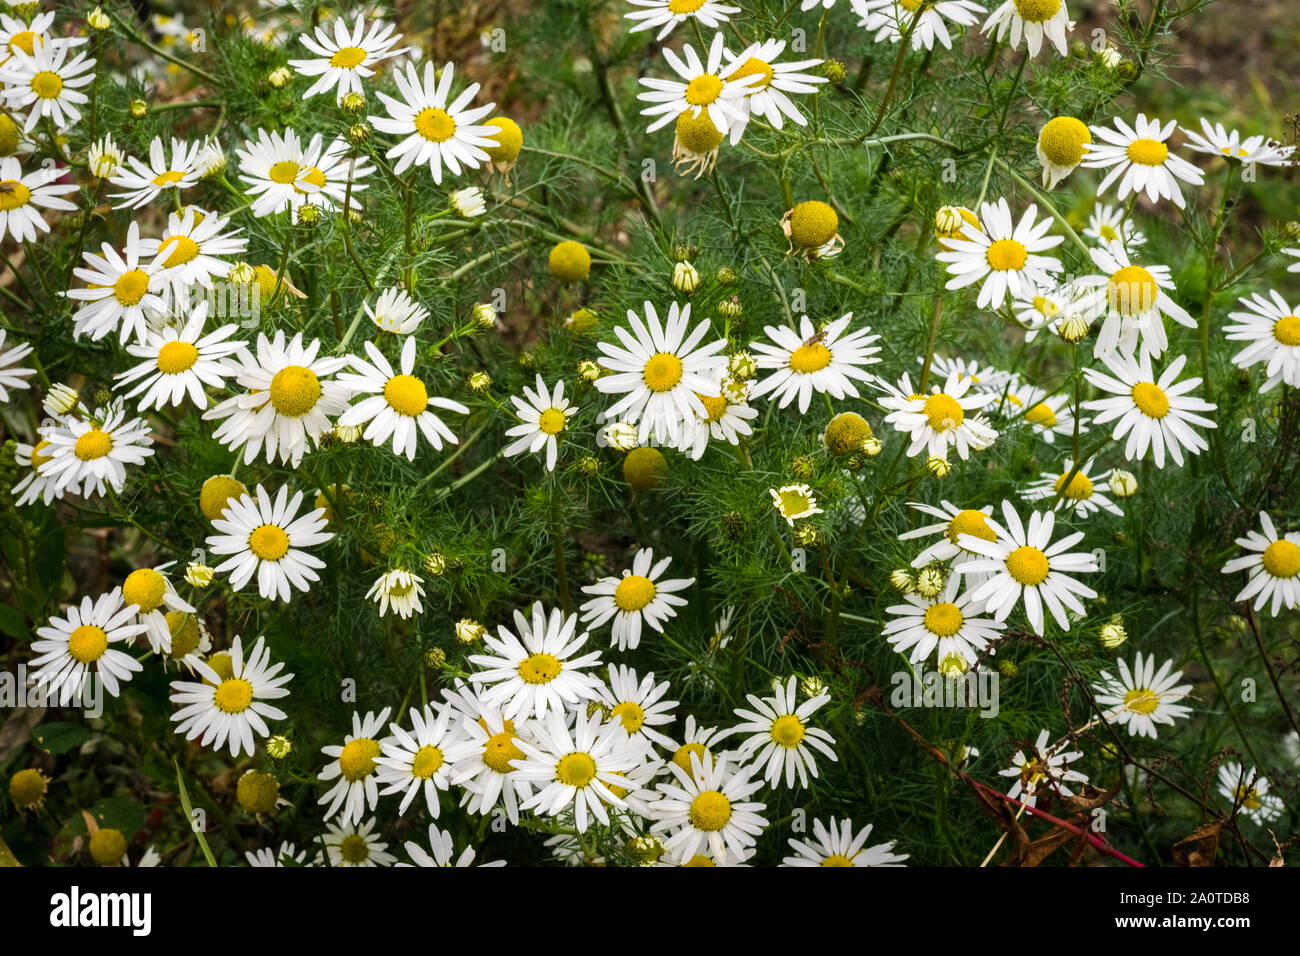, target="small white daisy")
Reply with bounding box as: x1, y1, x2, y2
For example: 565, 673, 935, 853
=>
120, 562, 195, 655
67, 221, 173, 345
1082, 114, 1205, 210
1215, 762, 1284, 824
1083, 203, 1146, 249
637, 32, 761, 139
981, 0, 1072, 57
897, 500, 999, 570
1223, 289, 1300, 392
877, 370, 999, 460
246, 842, 310, 867
1022, 458, 1123, 519
993, 381, 1083, 443
998, 728, 1089, 808
375, 704, 457, 816
720, 39, 828, 143
322, 818, 397, 867
728, 676, 838, 789
675, 376, 758, 460
168, 634, 293, 757
1220, 512, 1300, 616
748, 313, 882, 414
365, 286, 429, 334
647, 752, 767, 865
366, 568, 426, 619
0, 327, 35, 400
30, 589, 146, 707
599, 665, 680, 749
579, 547, 695, 652
782, 817, 909, 867
1075, 241, 1195, 361
113, 302, 243, 412
139, 207, 248, 304
401, 824, 504, 867
12, 435, 63, 507
236, 128, 371, 220
0, 41, 95, 132
936, 197, 1064, 309
0, 155, 77, 242
502, 375, 576, 473
852, 0, 987, 52
107, 137, 203, 210
770, 483, 824, 525
1093, 651, 1193, 739
442, 686, 536, 825
318, 708, 393, 825
882, 576, 1006, 667
624, 0, 741, 41
205, 483, 334, 602
288, 13, 407, 102
39, 400, 154, 499
1181, 118, 1294, 167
